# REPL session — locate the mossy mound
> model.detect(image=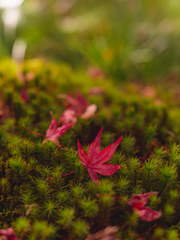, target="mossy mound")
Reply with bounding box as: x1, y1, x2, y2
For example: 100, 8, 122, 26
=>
0, 59, 180, 239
